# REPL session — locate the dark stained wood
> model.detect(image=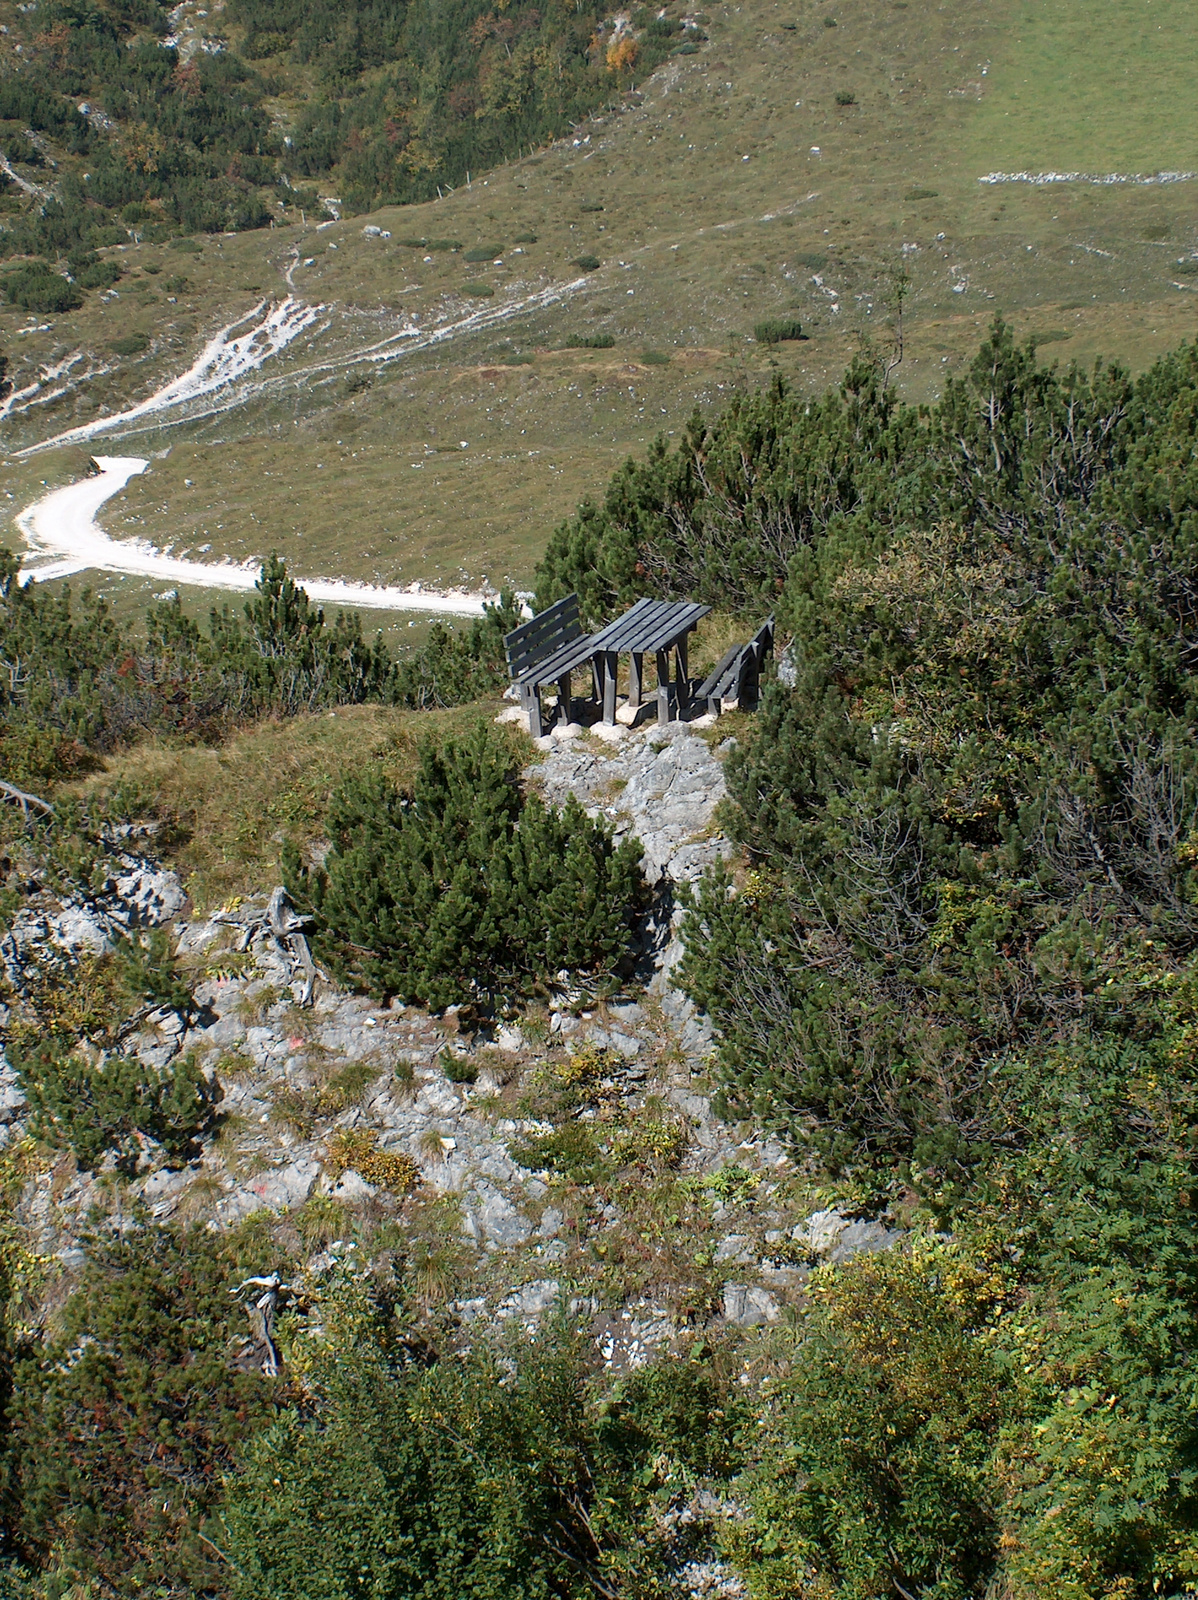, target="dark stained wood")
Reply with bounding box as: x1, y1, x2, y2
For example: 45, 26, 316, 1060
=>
695, 617, 775, 715
504, 593, 584, 680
